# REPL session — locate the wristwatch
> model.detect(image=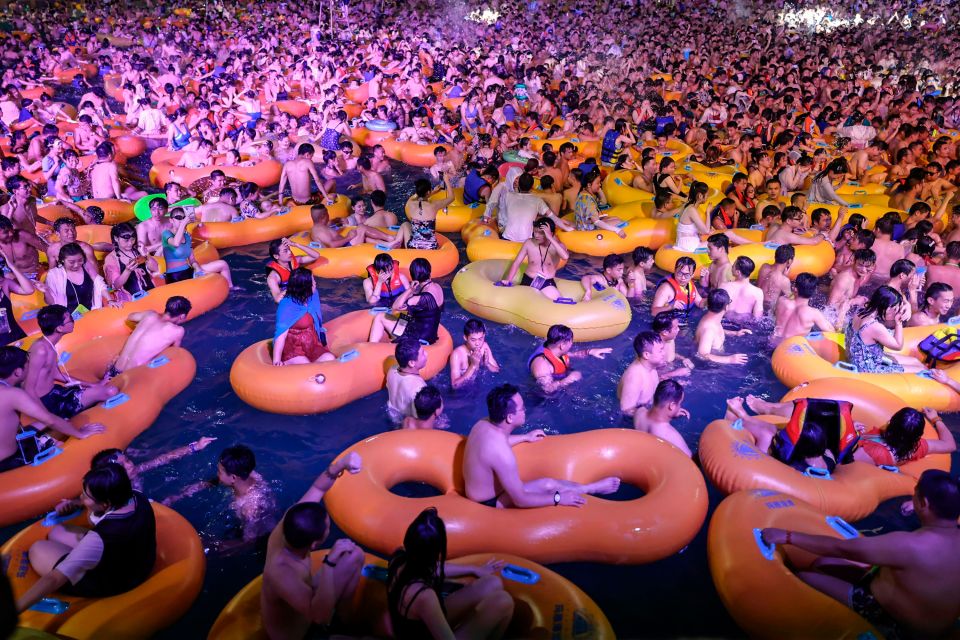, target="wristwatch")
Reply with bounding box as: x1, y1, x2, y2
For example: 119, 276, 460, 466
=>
553, 490, 561, 506
323, 555, 337, 568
